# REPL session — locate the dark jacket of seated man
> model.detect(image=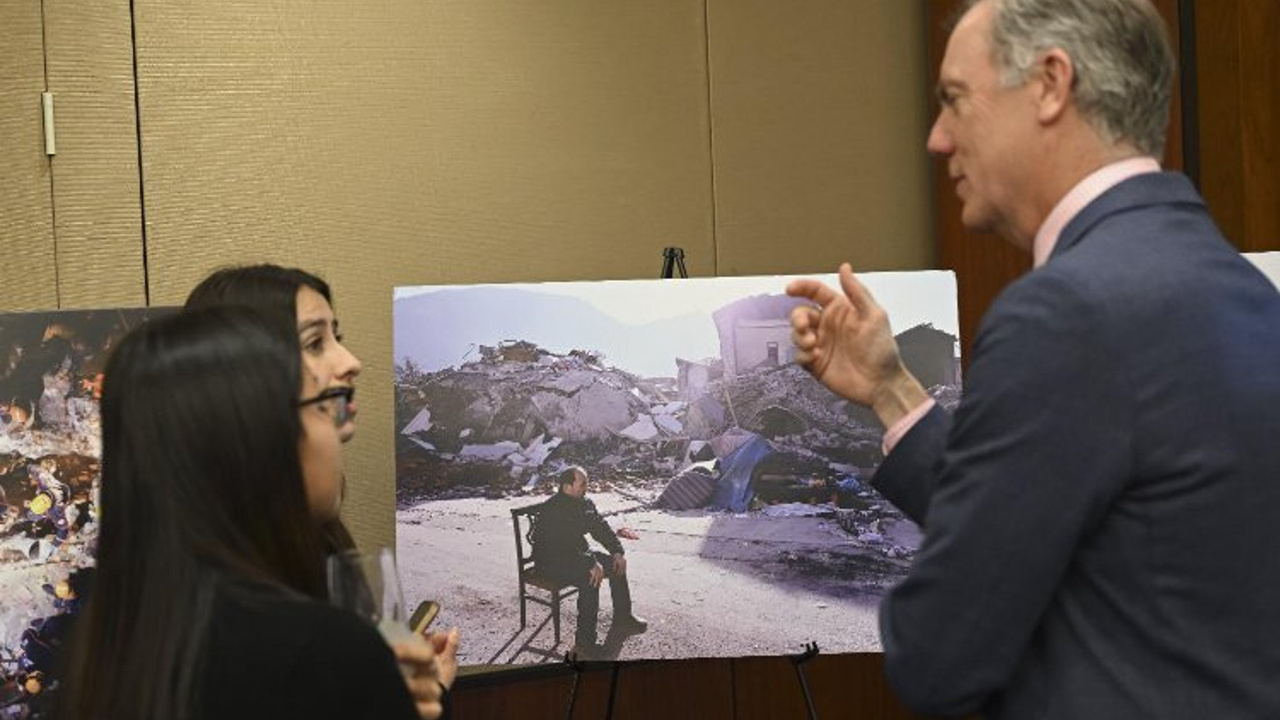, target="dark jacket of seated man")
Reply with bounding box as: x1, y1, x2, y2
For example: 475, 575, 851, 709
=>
530, 466, 641, 647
